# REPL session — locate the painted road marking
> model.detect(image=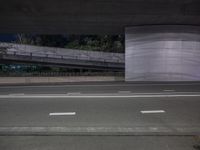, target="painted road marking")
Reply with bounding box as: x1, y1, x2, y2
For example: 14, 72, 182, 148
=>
67, 92, 81, 95
9, 93, 25, 96
118, 91, 131, 93
141, 110, 165, 114
0, 93, 200, 98
49, 112, 76, 116
163, 90, 175, 92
